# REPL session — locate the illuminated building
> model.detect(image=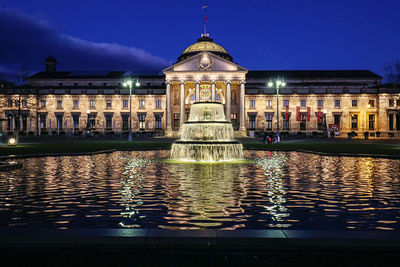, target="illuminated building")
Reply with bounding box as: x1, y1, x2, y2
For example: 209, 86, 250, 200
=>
1, 34, 399, 138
